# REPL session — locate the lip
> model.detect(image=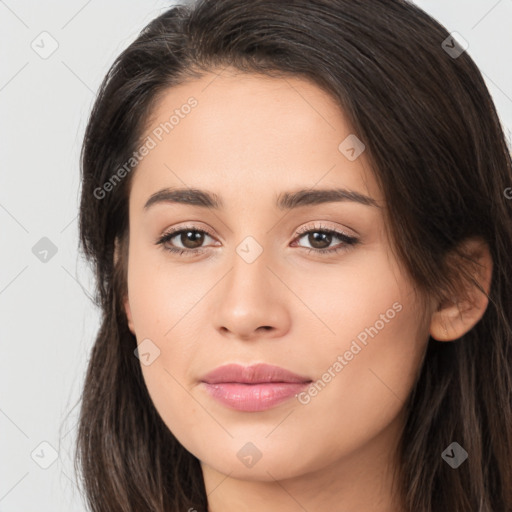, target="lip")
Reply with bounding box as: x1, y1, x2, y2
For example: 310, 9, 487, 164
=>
200, 363, 312, 412
201, 363, 311, 385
